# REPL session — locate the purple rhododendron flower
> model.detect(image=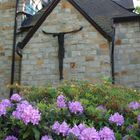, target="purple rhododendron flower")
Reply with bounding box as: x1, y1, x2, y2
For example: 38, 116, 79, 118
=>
68, 101, 84, 114
96, 105, 107, 113
0, 99, 12, 116
52, 121, 60, 135
0, 103, 7, 116
41, 135, 53, 140
52, 121, 69, 136
59, 121, 70, 136
128, 101, 140, 110
99, 127, 116, 140
68, 125, 81, 137
20, 100, 29, 105
109, 112, 124, 126
57, 95, 66, 108
78, 123, 86, 132
79, 127, 100, 140
137, 114, 140, 125
12, 101, 41, 125
57, 95, 65, 102
1, 99, 11, 108
5, 135, 18, 140
11, 94, 21, 102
